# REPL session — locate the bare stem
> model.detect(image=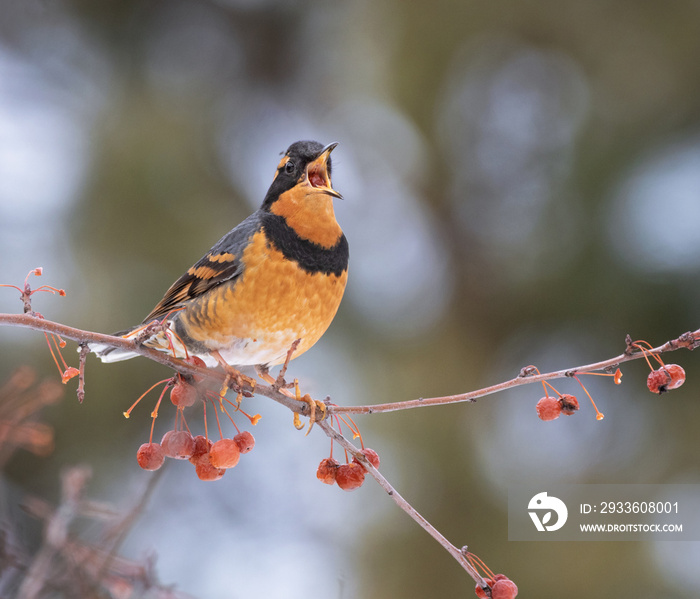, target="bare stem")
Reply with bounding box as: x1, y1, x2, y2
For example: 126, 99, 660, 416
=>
76, 343, 89, 404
